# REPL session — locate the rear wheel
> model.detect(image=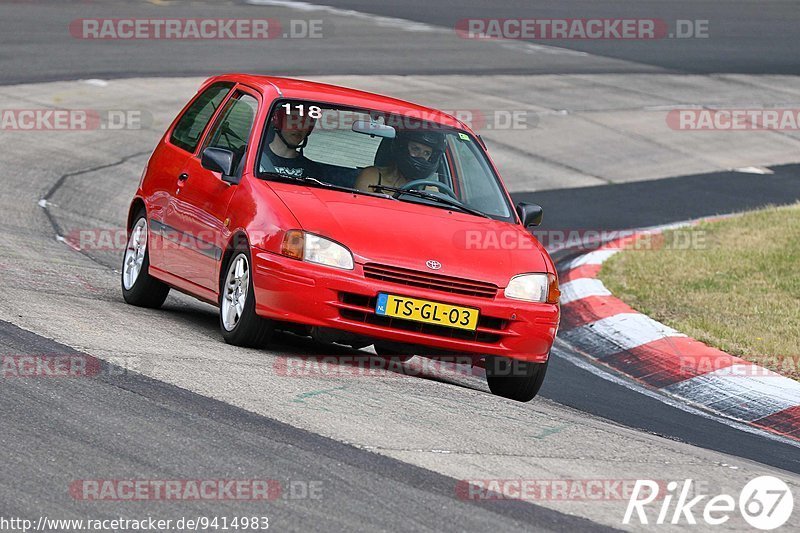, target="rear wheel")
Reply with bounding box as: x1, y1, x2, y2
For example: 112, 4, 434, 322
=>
121, 211, 170, 308
485, 355, 548, 402
219, 247, 273, 347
